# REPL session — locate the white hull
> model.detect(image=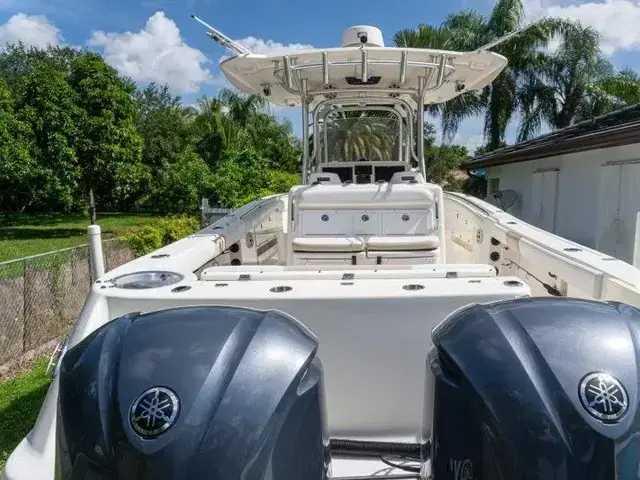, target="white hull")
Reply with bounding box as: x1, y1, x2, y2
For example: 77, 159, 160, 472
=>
6, 21, 640, 480
5, 188, 640, 479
